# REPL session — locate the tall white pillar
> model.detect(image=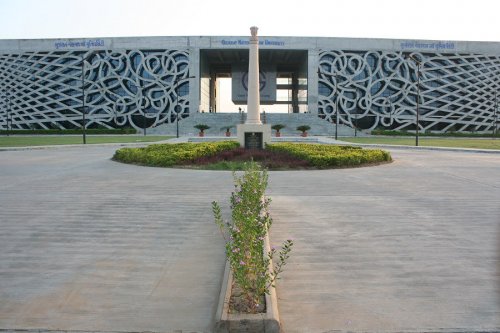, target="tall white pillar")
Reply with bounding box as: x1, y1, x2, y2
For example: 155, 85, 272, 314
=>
237, 26, 271, 148
246, 26, 261, 125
